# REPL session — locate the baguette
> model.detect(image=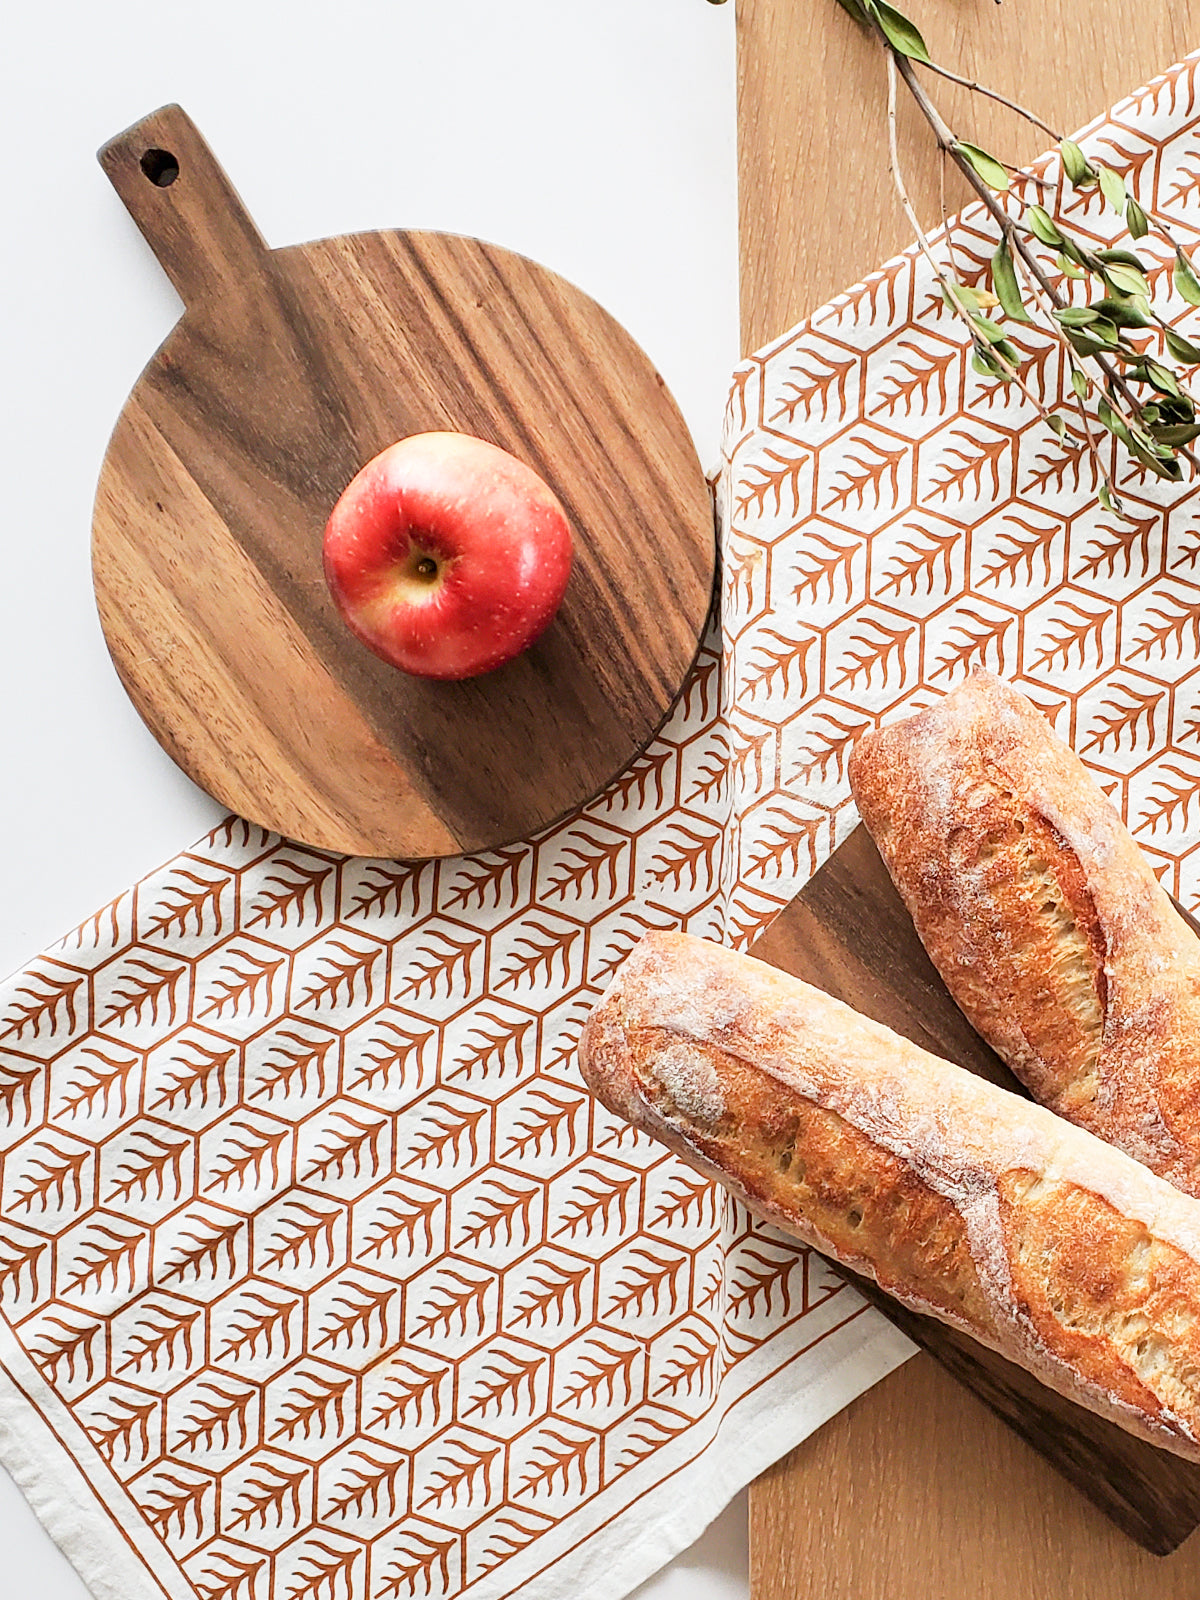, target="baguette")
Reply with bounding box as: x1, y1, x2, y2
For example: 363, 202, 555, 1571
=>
579, 930, 1200, 1462
847, 669, 1200, 1196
